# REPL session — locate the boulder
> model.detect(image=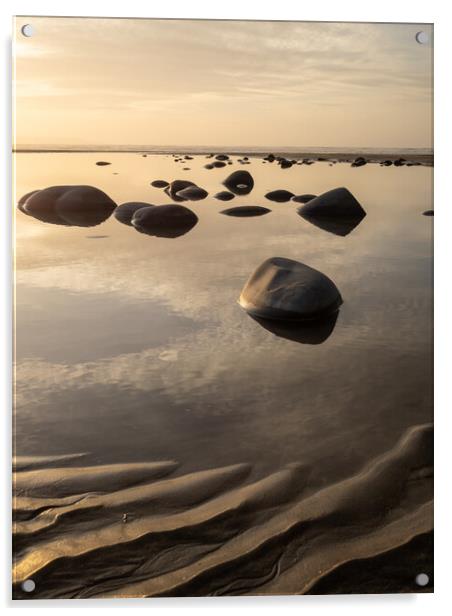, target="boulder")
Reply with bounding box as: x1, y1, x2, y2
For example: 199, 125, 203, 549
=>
17, 190, 40, 214
265, 189, 294, 202
297, 187, 366, 236
22, 185, 116, 227
176, 185, 208, 201
215, 154, 229, 161
292, 194, 317, 204
220, 206, 271, 217
165, 180, 197, 201
150, 180, 169, 188
223, 170, 254, 195
114, 202, 154, 226
131, 204, 198, 238
351, 157, 367, 167
212, 161, 226, 168
239, 257, 342, 321
214, 191, 235, 201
